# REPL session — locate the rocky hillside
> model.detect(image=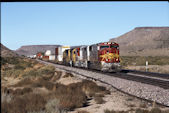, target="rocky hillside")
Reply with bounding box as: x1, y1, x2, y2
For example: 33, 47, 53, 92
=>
109, 27, 169, 56
15, 45, 61, 56
1, 43, 18, 57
